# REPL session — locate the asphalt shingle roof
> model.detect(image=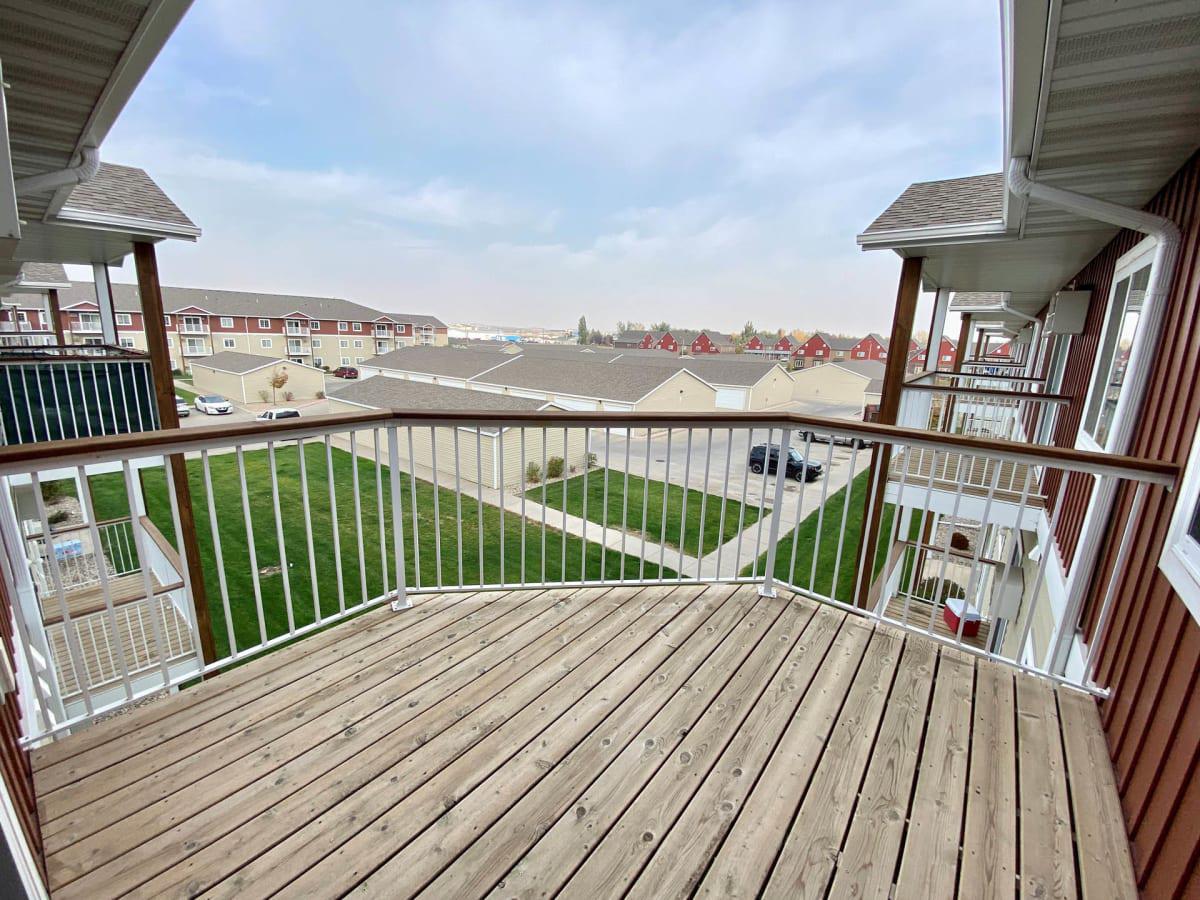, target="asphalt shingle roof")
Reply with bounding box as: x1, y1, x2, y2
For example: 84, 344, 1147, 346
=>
190, 351, 299, 375
59, 163, 198, 232
369, 347, 514, 379
471, 355, 700, 403
330, 376, 551, 413
55, 281, 446, 327
862, 173, 1005, 235
811, 332, 861, 352
16, 262, 69, 287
